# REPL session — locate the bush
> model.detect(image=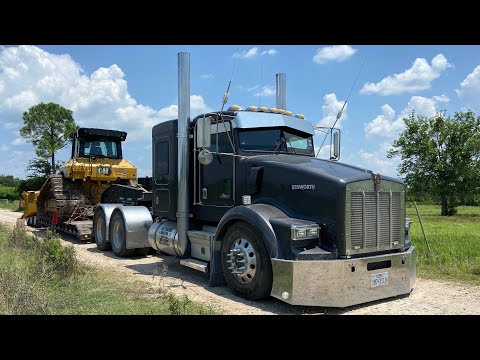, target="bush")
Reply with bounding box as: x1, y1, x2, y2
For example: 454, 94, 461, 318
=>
0, 185, 18, 202
40, 230, 77, 279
